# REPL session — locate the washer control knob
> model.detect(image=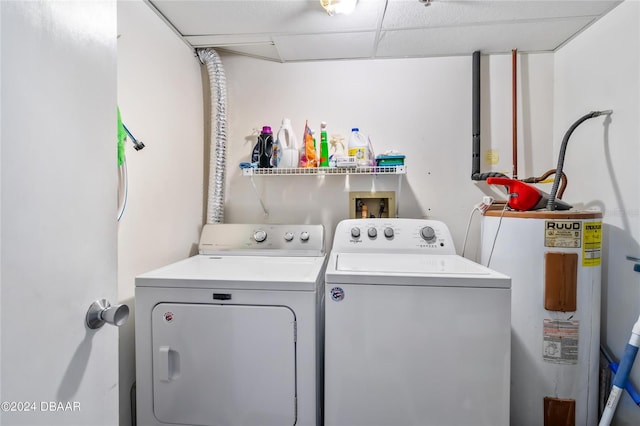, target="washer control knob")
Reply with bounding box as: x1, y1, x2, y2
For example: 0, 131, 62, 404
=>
368, 227, 378, 238
420, 226, 436, 242
284, 232, 294, 242
300, 231, 310, 242
253, 230, 267, 243
384, 227, 394, 238
351, 227, 361, 238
